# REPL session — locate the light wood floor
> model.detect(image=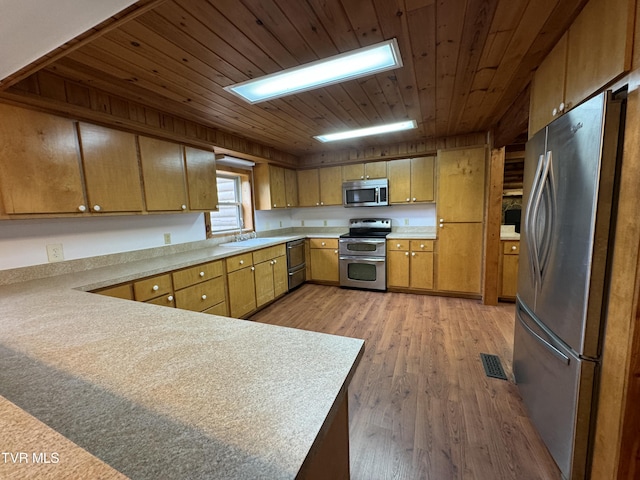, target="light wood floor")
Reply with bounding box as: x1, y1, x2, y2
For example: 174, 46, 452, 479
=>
250, 284, 562, 480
